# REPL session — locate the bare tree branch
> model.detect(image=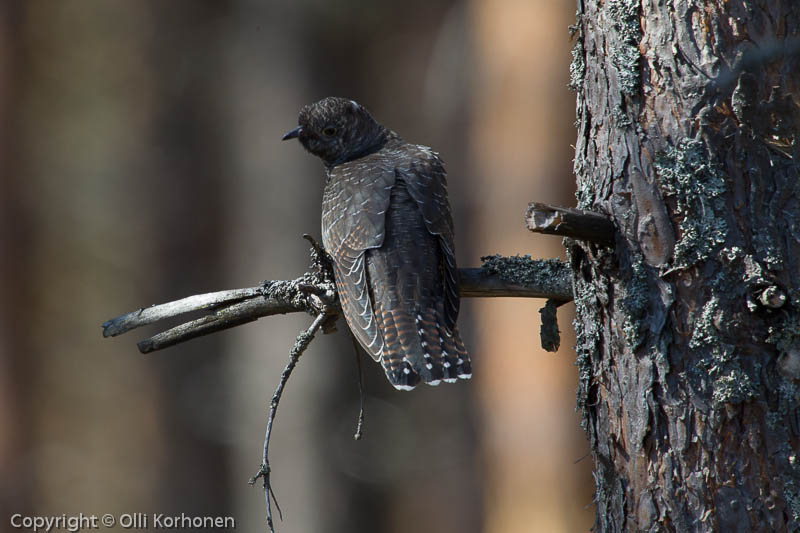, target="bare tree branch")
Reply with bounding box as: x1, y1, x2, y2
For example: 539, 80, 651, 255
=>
101, 287, 267, 337
101, 256, 574, 354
